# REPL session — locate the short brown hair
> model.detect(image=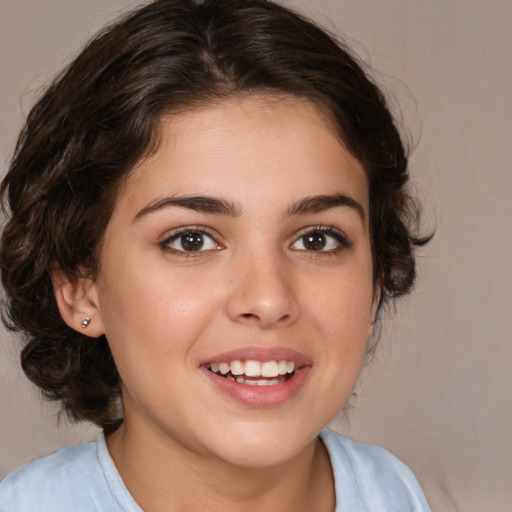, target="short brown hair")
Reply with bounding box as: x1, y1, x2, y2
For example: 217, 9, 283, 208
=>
1, 0, 429, 432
